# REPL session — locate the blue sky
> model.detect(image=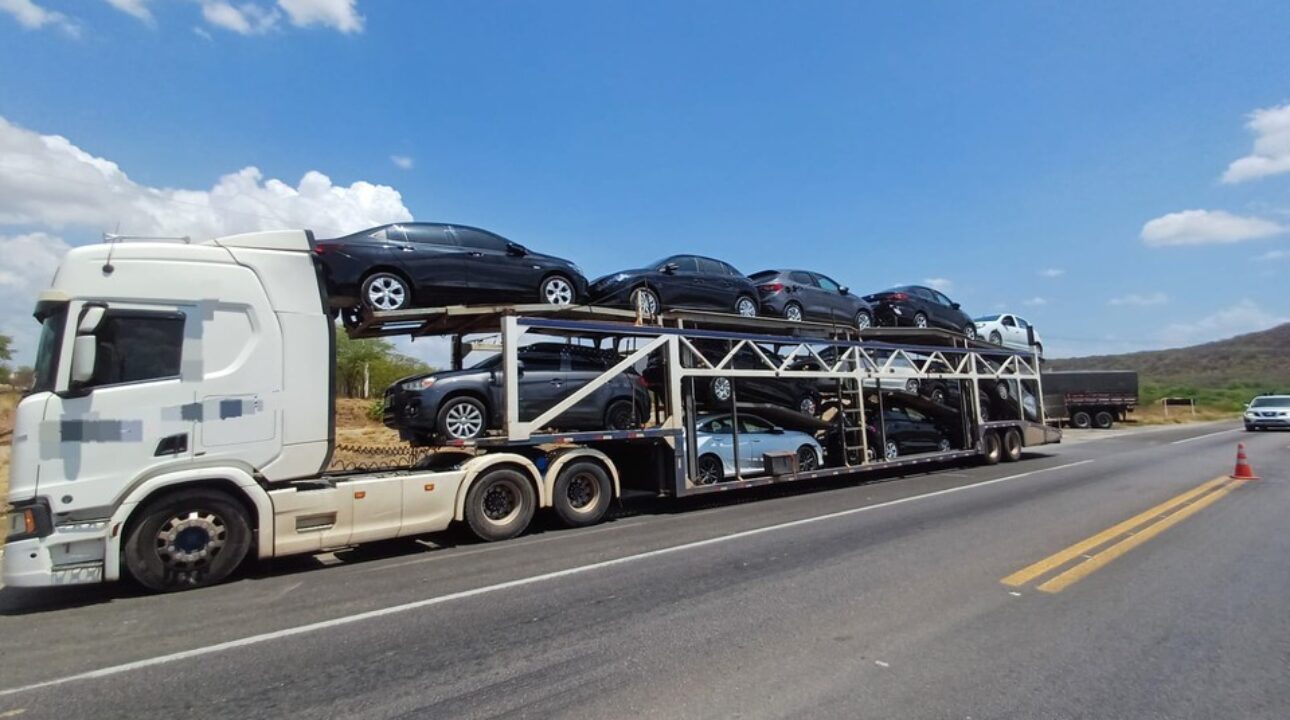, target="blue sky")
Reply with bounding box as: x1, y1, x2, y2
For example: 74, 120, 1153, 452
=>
3, 0, 1290, 364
